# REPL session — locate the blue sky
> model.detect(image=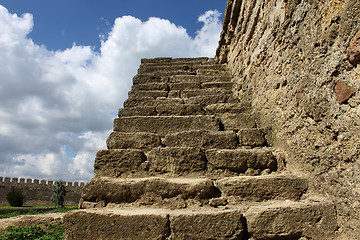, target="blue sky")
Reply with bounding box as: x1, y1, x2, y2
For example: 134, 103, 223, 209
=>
0, 0, 226, 50
0, 1, 226, 182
